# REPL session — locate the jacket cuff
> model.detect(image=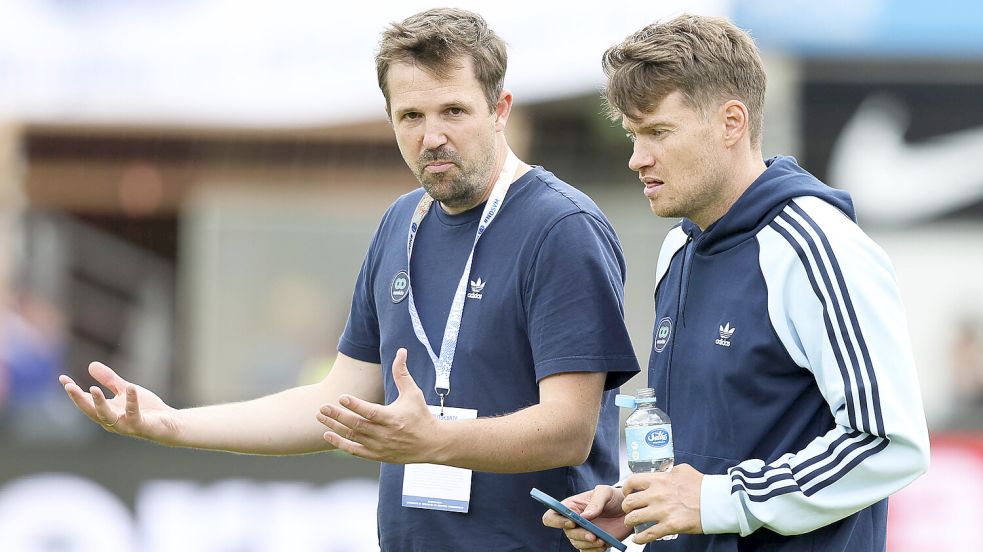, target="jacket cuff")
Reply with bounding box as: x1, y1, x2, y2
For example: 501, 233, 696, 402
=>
700, 474, 741, 534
